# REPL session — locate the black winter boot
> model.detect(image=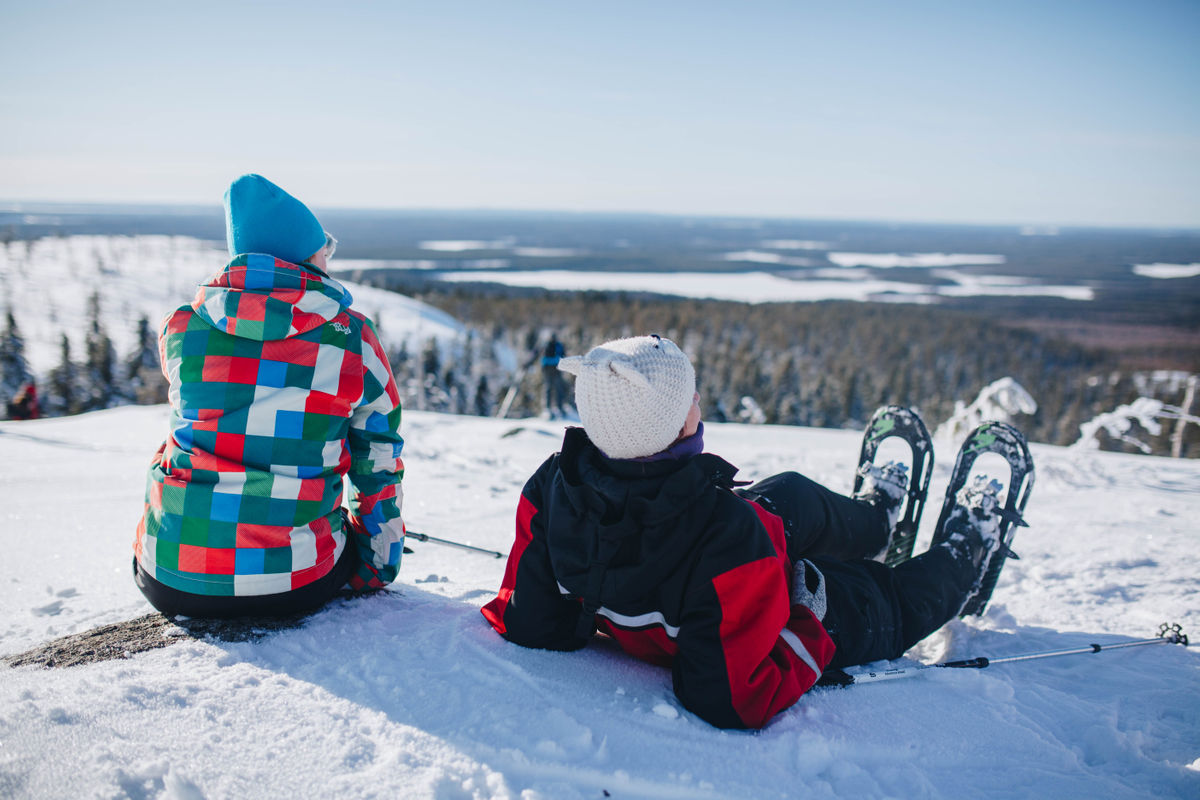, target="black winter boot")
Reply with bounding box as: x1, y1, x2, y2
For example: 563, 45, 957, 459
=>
853, 460, 908, 562
936, 475, 1007, 613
